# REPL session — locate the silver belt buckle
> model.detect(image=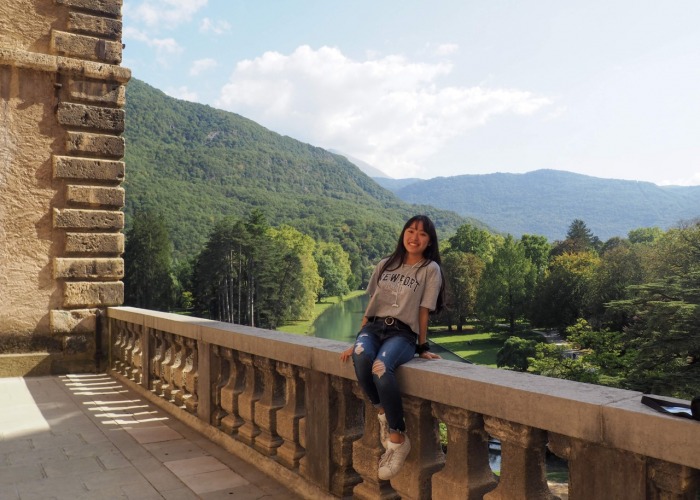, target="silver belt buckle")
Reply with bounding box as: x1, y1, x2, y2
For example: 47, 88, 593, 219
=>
384, 317, 395, 326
